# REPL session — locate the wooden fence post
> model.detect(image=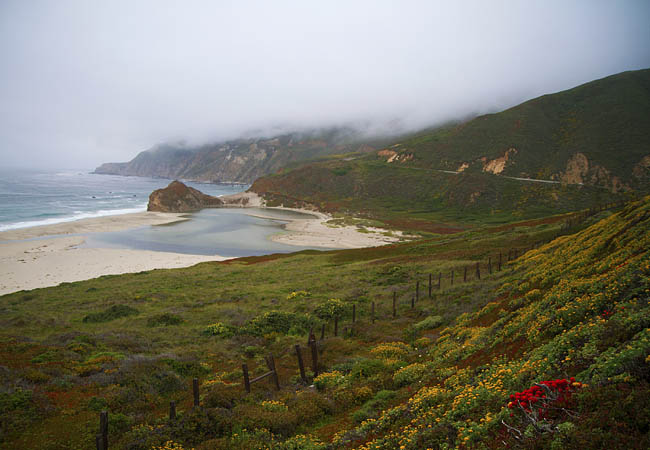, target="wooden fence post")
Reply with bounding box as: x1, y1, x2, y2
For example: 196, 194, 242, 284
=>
392, 292, 397, 318
428, 273, 432, 298
334, 316, 339, 337
193, 378, 200, 408
96, 434, 104, 450
416, 280, 420, 302
309, 341, 318, 377
266, 355, 280, 391
352, 304, 356, 324
242, 363, 251, 393
169, 401, 176, 421
295, 344, 307, 384
438, 272, 441, 290
371, 301, 375, 323
463, 266, 467, 282
476, 261, 480, 280
99, 411, 108, 450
